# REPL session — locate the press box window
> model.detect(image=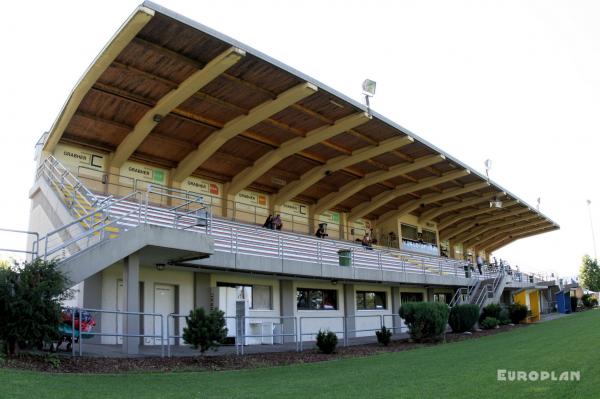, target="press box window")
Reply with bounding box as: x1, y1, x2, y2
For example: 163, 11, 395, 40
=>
297, 288, 338, 310
422, 229, 437, 245
356, 291, 387, 310
401, 224, 419, 241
